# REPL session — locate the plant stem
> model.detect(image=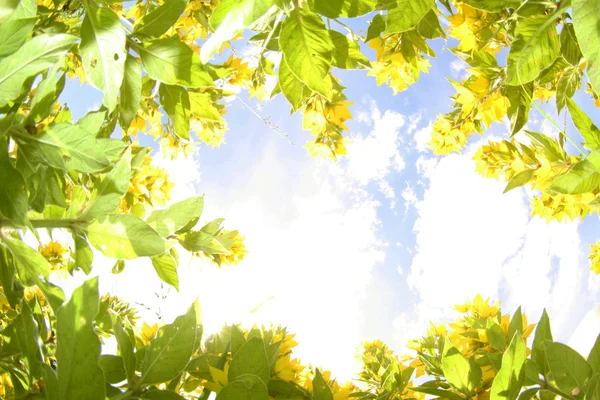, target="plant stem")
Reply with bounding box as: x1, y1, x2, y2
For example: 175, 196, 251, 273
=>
538, 379, 577, 400
0, 218, 81, 230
